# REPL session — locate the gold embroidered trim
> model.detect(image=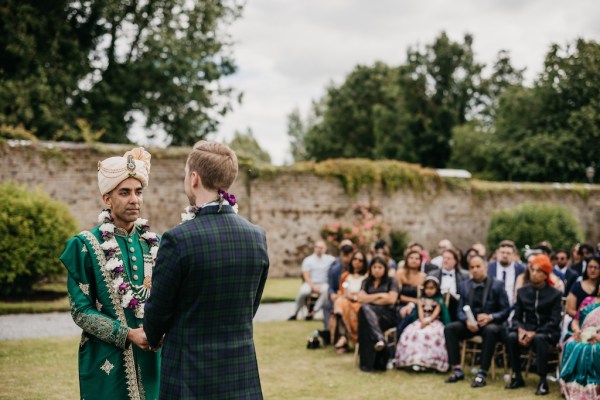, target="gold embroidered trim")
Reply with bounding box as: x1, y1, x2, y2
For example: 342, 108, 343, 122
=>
101, 359, 114, 375
96, 299, 103, 311
80, 231, 141, 400
79, 282, 90, 296
81, 246, 88, 253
